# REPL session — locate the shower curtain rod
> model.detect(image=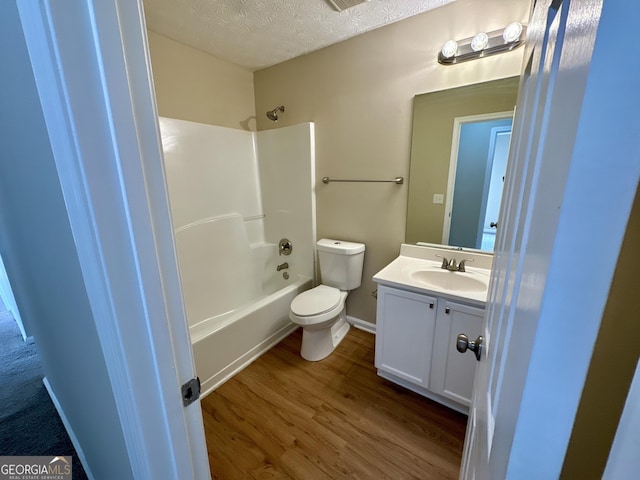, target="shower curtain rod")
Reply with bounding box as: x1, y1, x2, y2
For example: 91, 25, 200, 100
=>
321, 176, 404, 185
